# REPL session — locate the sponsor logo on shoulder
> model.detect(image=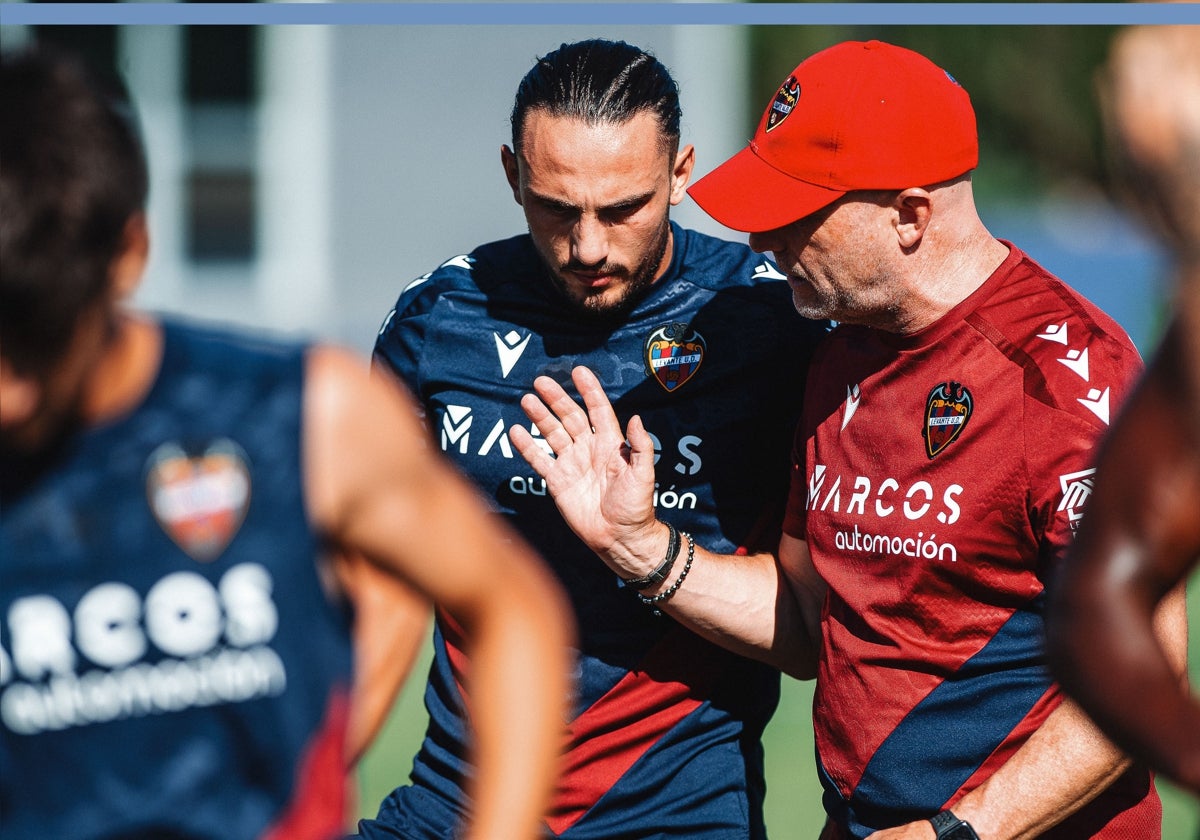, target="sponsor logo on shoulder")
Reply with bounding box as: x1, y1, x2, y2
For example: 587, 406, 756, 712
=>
644, 322, 706, 392
1057, 468, 1096, 531
145, 439, 250, 561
